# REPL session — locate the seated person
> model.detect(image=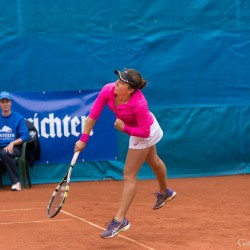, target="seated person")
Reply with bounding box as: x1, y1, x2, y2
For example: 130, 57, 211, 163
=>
0, 91, 30, 191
